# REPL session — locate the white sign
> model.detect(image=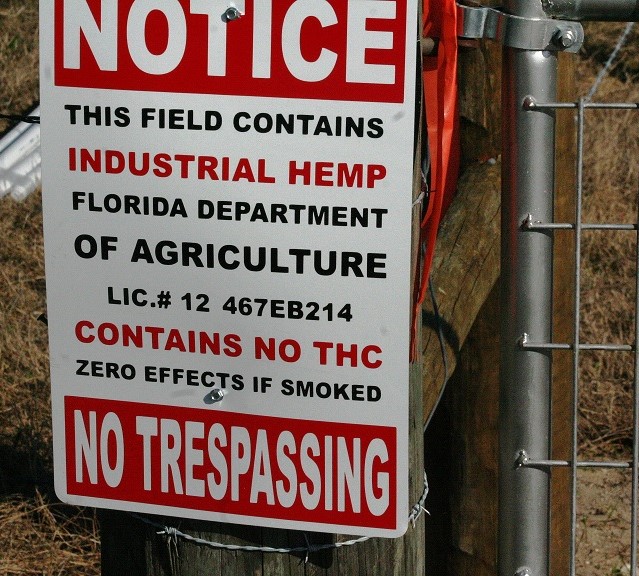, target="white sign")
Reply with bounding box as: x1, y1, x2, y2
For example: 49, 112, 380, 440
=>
40, 0, 417, 537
